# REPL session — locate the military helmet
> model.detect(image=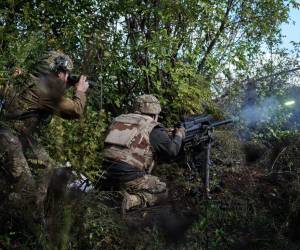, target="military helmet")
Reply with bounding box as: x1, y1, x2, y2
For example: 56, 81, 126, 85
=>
40, 51, 73, 73
135, 94, 161, 115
